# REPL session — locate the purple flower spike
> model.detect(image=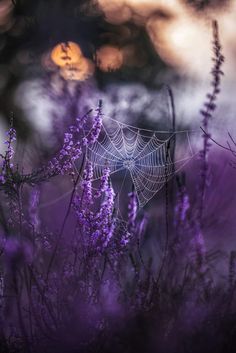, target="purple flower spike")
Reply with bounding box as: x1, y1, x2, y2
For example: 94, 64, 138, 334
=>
198, 21, 224, 222
94, 177, 115, 249
89, 100, 103, 144
82, 161, 94, 205
95, 166, 110, 198
0, 125, 17, 186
